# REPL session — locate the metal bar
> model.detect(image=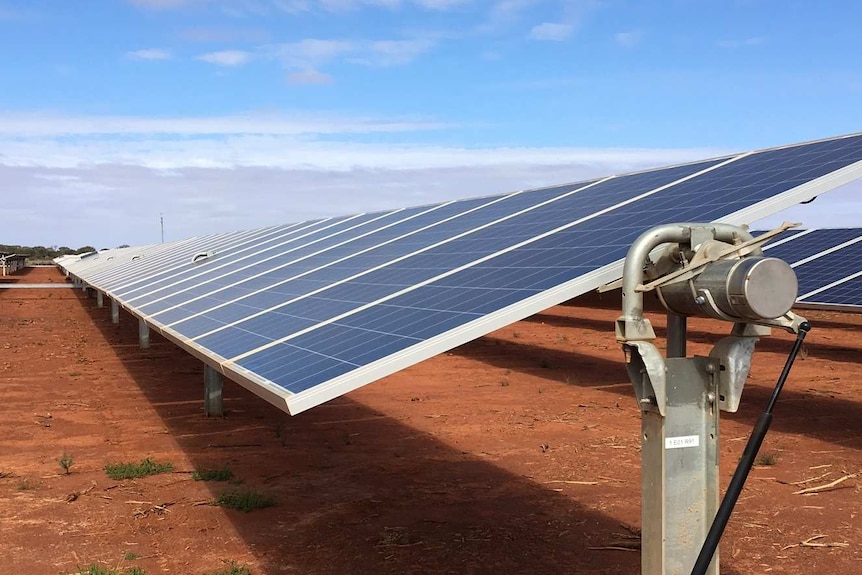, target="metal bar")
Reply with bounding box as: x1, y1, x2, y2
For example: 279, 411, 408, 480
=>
204, 364, 224, 417
138, 319, 150, 350
666, 314, 687, 358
